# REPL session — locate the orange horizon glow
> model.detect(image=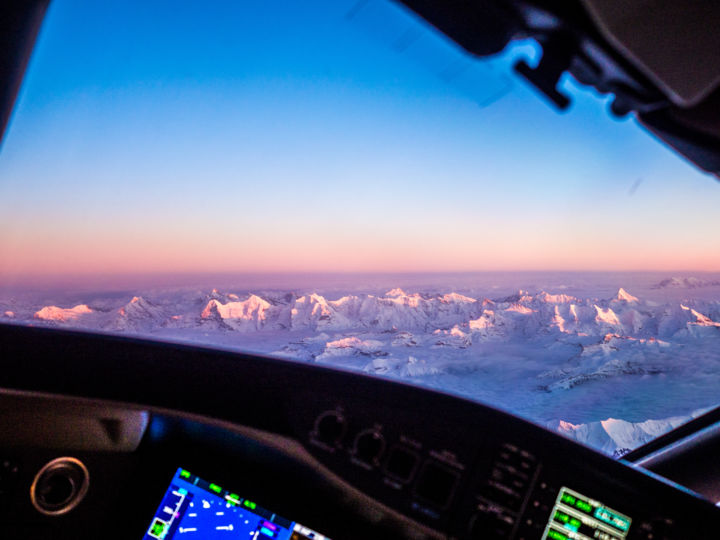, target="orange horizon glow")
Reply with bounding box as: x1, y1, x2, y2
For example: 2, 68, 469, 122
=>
2, 0, 720, 284
2, 208, 719, 279
1, 240, 718, 278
